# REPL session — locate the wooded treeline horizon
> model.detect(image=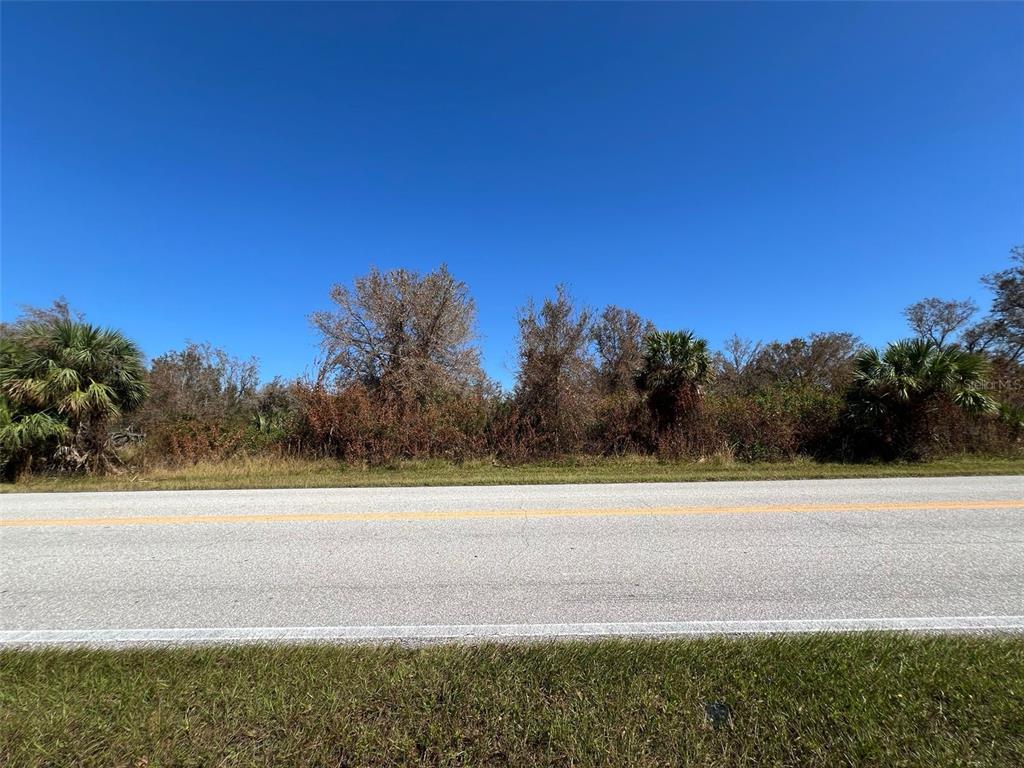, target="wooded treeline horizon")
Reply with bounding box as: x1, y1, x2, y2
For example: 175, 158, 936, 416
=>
2, 246, 1021, 478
